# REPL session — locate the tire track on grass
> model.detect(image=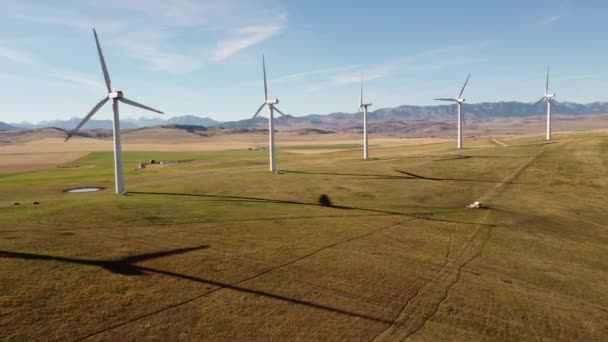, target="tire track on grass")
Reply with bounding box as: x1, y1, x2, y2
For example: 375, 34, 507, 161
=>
491, 138, 509, 147
77, 217, 416, 341
372, 145, 547, 341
